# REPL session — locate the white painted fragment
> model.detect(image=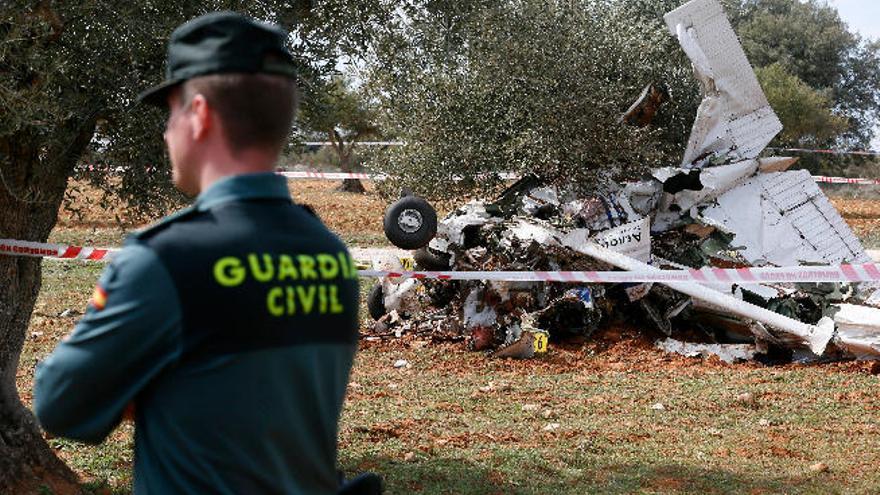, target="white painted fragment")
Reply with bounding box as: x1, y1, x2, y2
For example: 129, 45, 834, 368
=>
697, 170, 870, 267
665, 0, 782, 167
463, 288, 498, 329
656, 338, 758, 363
562, 217, 651, 262
832, 304, 880, 359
